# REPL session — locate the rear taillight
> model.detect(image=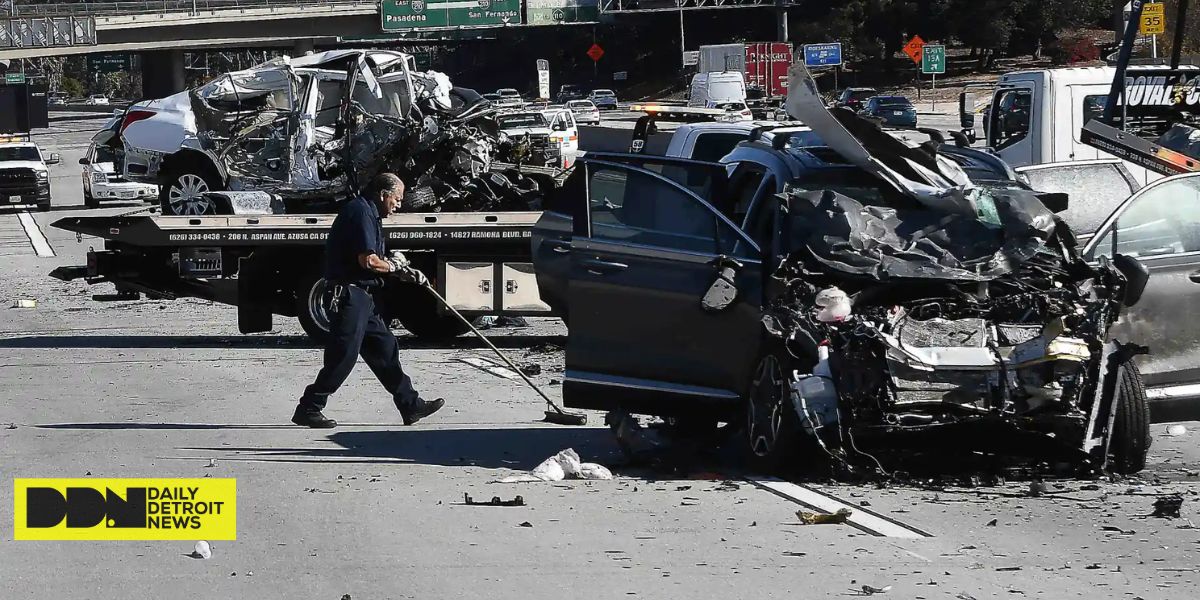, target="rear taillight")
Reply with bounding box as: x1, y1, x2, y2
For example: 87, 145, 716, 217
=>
120, 110, 155, 133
